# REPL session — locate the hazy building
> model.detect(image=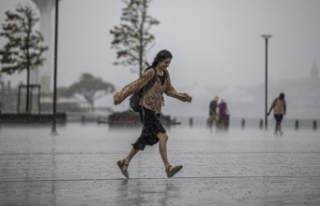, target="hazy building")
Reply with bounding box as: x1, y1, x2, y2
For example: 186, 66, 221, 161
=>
30, 0, 62, 93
